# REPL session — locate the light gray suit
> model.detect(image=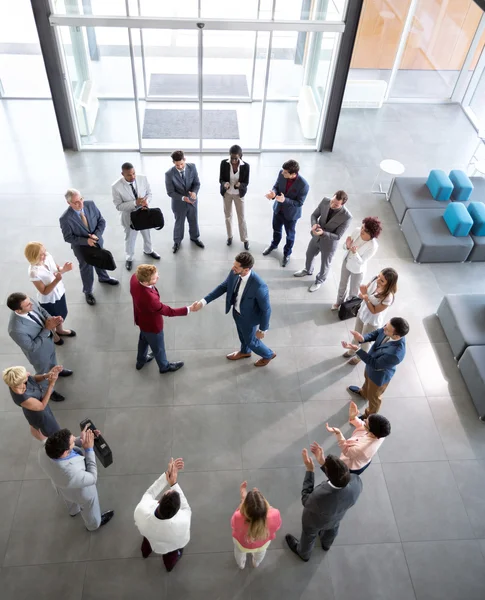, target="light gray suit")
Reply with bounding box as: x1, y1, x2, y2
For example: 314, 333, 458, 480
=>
305, 197, 352, 284
165, 163, 201, 243
38, 439, 101, 531
8, 300, 57, 374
